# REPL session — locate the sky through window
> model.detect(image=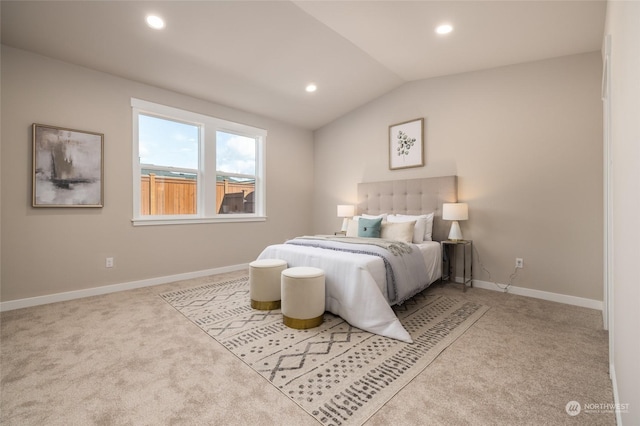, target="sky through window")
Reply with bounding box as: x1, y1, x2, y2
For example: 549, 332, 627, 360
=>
139, 115, 256, 175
